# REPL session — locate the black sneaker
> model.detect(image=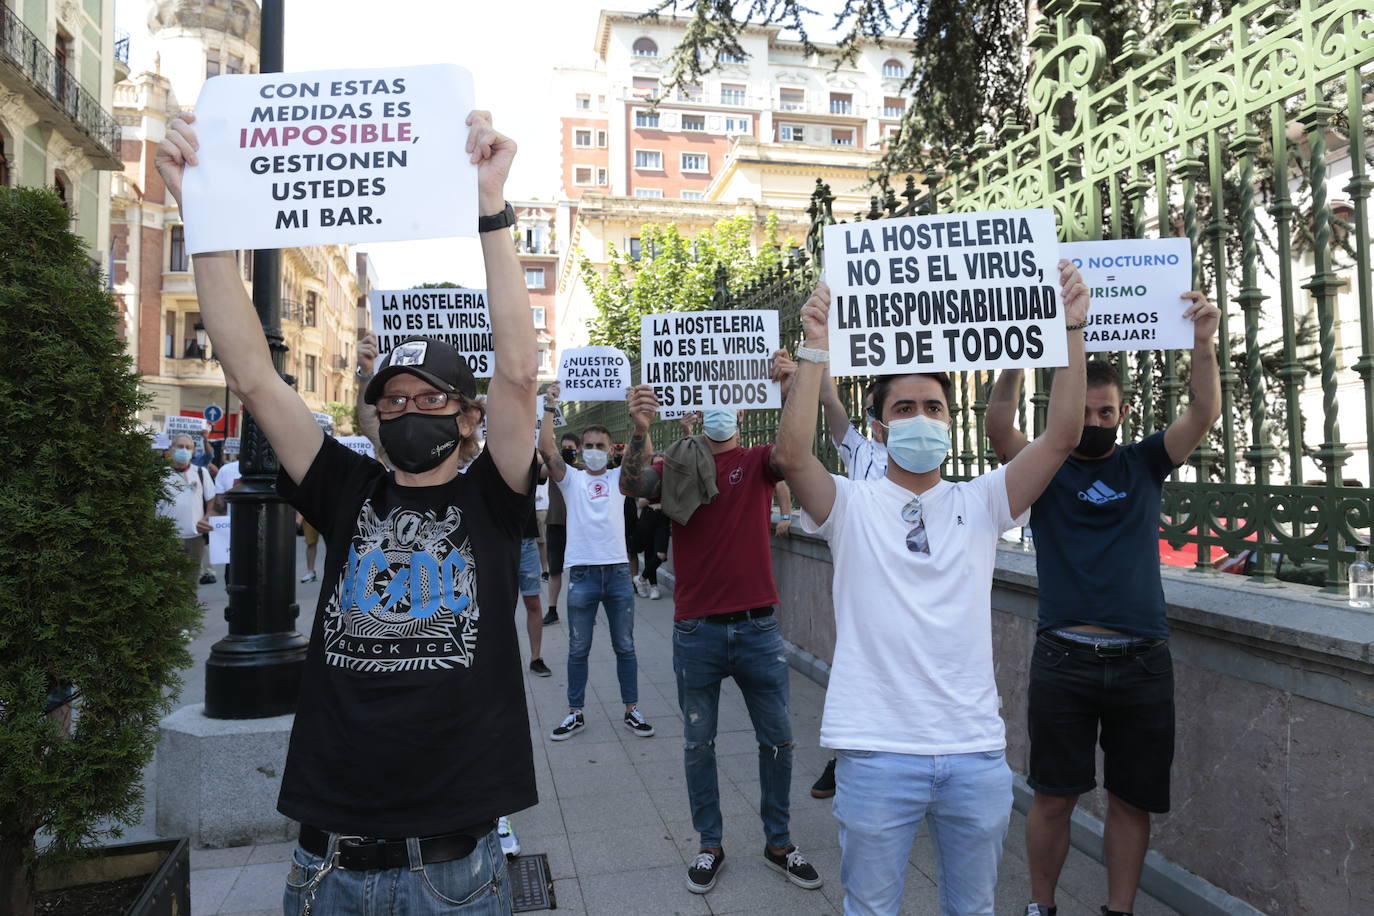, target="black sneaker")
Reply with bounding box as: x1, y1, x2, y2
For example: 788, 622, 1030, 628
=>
1100, 908, 1131, 916
549, 711, 584, 741
764, 845, 822, 890
529, 658, 552, 677
199, 571, 217, 585
685, 850, 724, 893
810, 758, 836, 798
542, 608, 559, 625
1024, 905, 1057, 916
623, 706, 655, 737
541, 571, 550, 582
